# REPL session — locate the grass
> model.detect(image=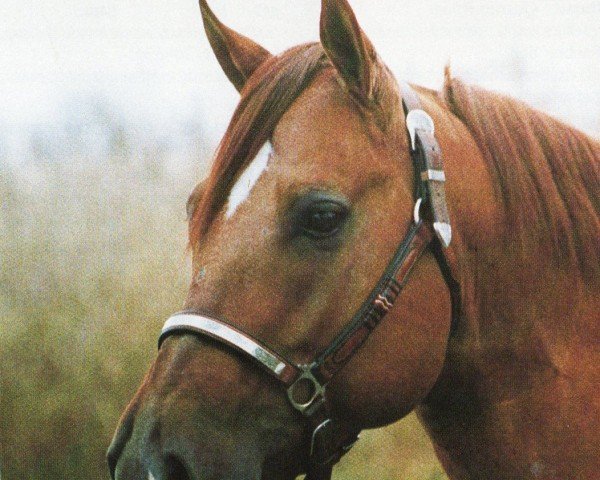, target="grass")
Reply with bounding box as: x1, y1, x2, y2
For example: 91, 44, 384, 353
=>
0, 112, 446, 479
